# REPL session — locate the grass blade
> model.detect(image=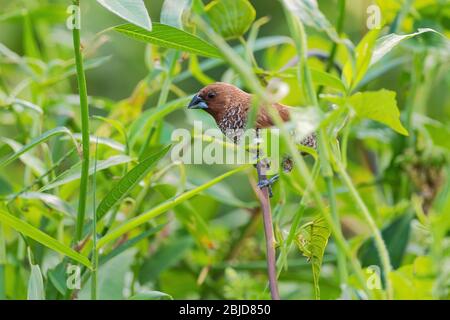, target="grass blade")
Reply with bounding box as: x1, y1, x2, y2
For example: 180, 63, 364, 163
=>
96, 145, 171, 220
0, 127, 77, 169
0, 209, 92, 268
